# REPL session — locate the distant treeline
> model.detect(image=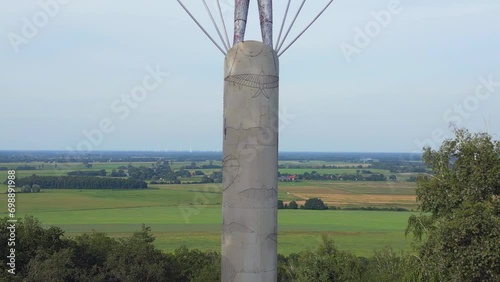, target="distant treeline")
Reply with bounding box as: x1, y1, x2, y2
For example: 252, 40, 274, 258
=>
278, 199, 410, 212
0, 150, 424, 164
182, 161, 221, 170
370, 161, 427, 173
331, 206, 409, 212
280, 171, 388, 181
0, 165, 37, 171
67, 169, 106, 176
10, 175, 147, 189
